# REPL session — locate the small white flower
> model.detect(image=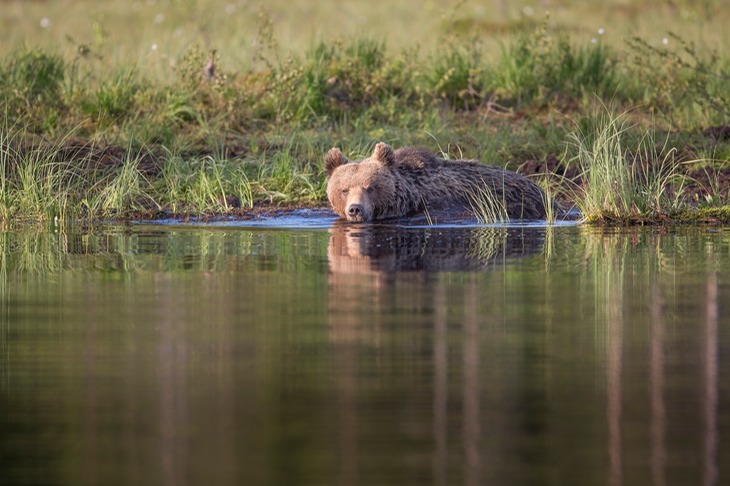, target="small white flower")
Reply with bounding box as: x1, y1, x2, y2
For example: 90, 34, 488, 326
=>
522, 6, 534, 17
598, 28, 605, 35
151, 43, 158, 51
591, 38, 598, 44
154, 13, 165, 24
40, 17, 51, 28
225, 4, 236, 14
662, 37, 669, 45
